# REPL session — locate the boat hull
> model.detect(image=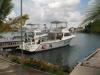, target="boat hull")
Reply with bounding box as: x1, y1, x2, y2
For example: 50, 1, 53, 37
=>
36, 38, 72, 52
20, 34, 75, 52
22, 35, 74, 52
